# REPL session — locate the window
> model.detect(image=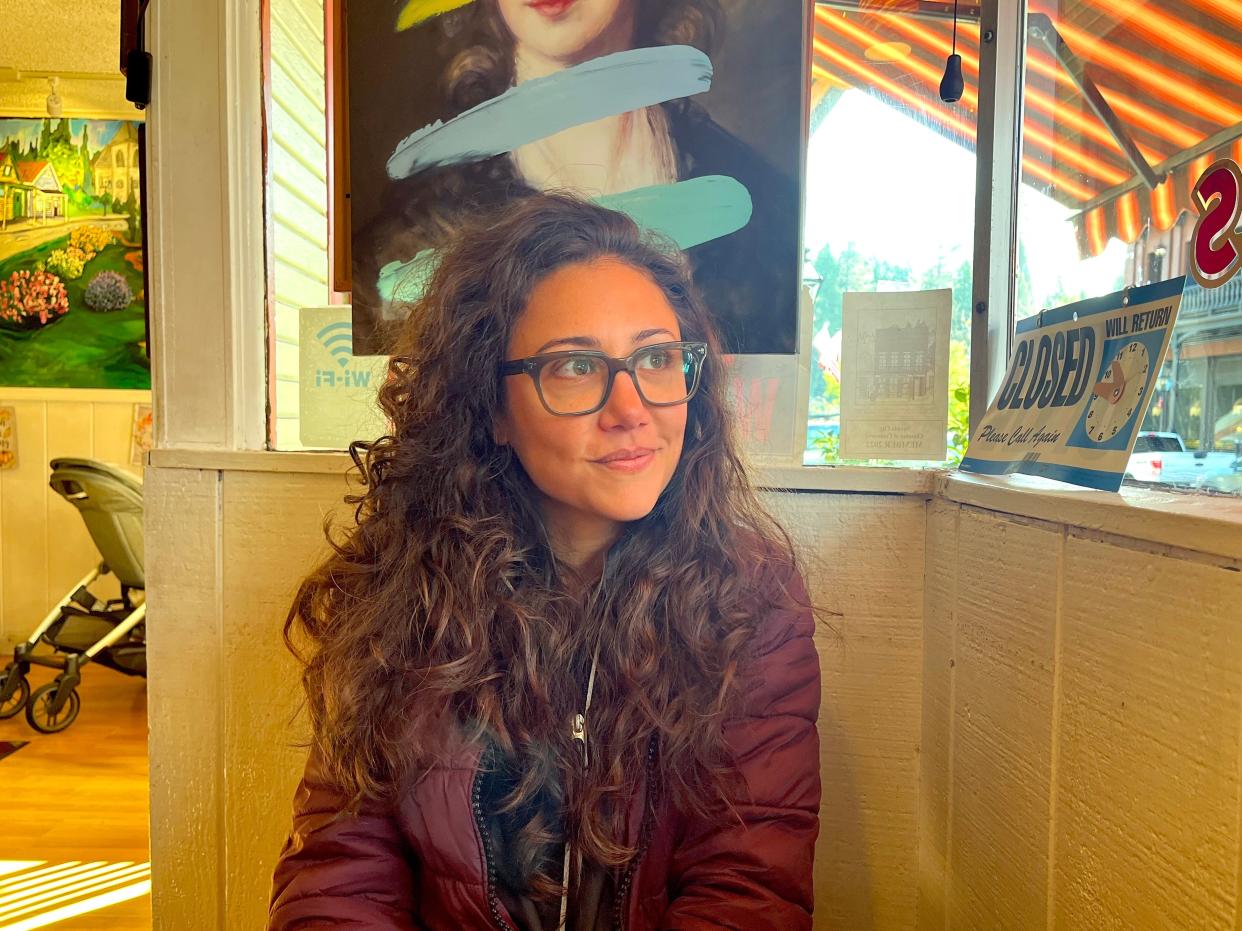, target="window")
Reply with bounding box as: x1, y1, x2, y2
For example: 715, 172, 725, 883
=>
1133, 433, 1183, 455
1016, 0, 1242, 496
806, 1, 977, 466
